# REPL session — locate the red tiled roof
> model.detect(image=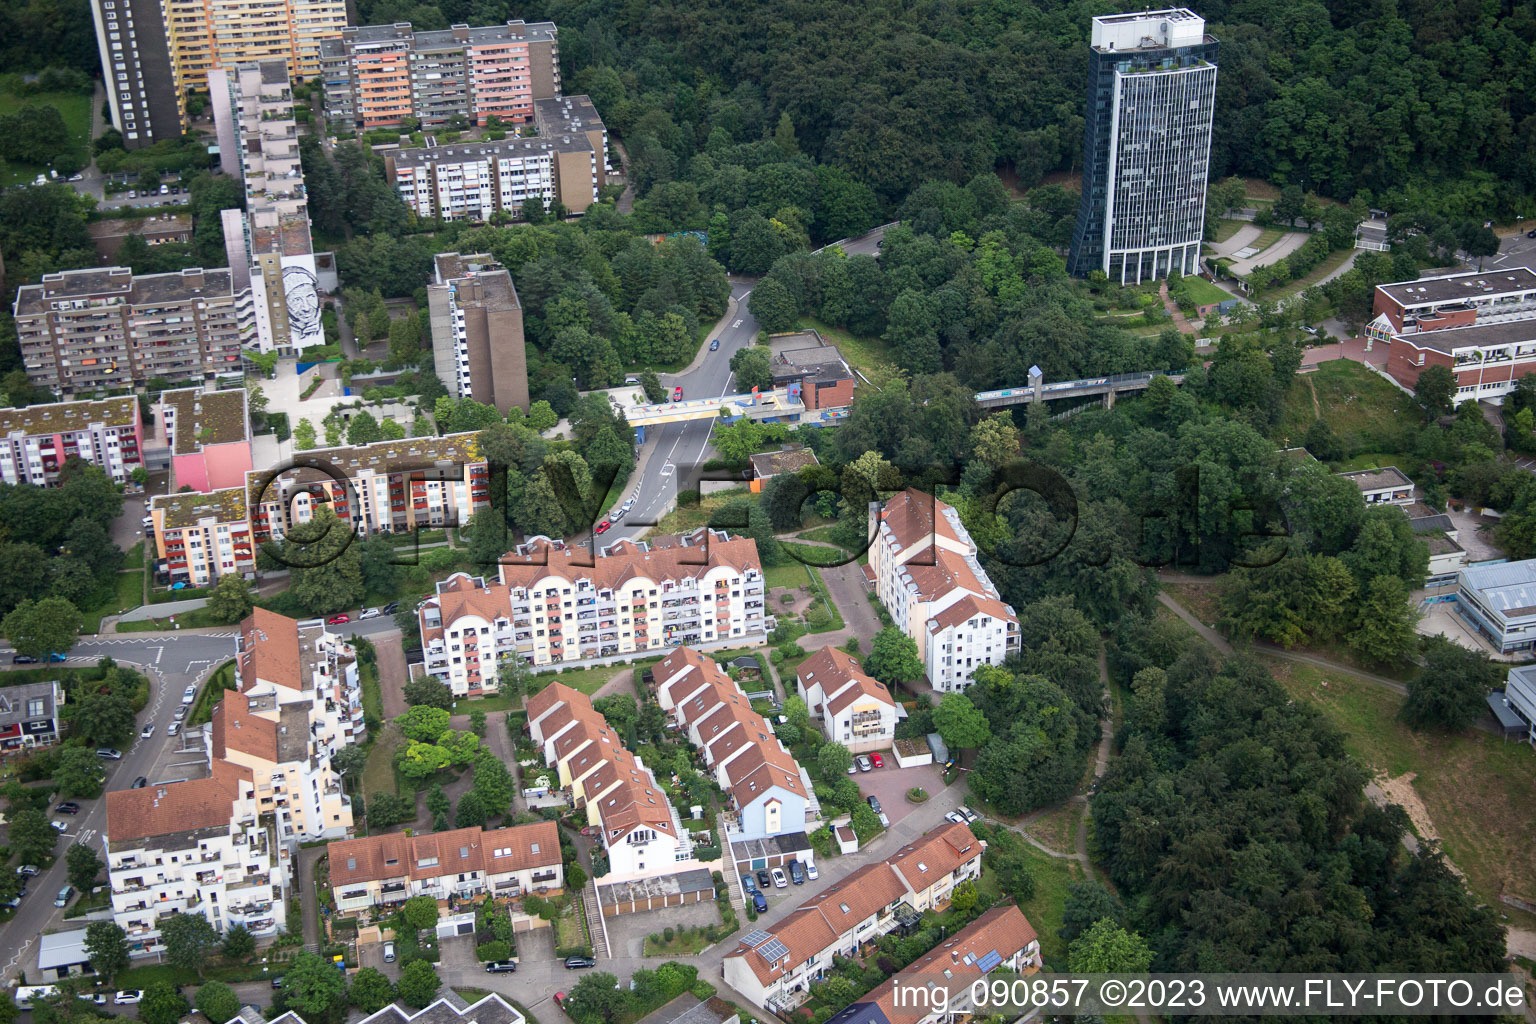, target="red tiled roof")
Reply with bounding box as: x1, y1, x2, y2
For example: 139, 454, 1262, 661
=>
798, 647, 894, 716
497, 536, 761, 592
927, 593, 1016, 634
901, 548, 990, 603
866, 905, 1038, 1024
106, 761, 251, 843
210, 688, 278, 763
878, 489, 963, 552
238, 608, 302, 691
886, 821, 982, 894
329, 821, 563, 887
